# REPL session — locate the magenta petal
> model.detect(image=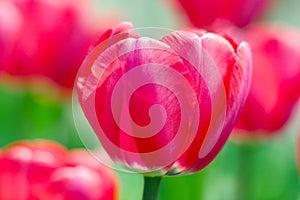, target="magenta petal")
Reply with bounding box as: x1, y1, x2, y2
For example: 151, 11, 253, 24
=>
161, 30, 252, 173
78, 35, 203, 172
190, 41, 252, 172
